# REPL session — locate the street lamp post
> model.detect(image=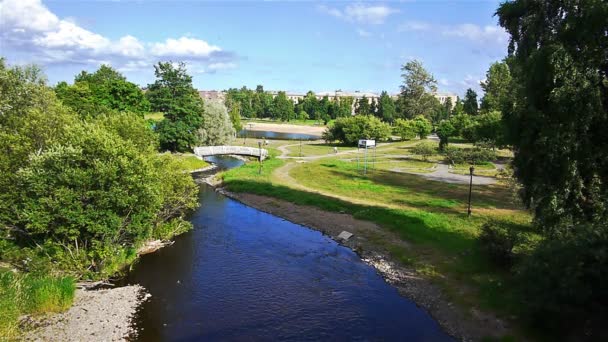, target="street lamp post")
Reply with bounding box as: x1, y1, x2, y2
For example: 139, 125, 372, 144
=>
467, 165, 475, 217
